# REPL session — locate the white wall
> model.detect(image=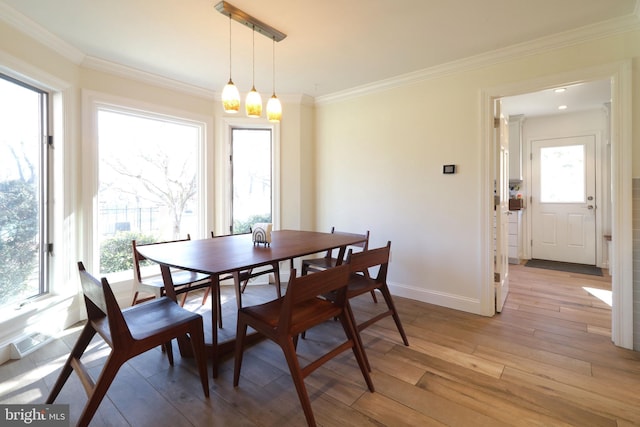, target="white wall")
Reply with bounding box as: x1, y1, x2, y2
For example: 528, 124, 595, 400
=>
315, 29, 640, 317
